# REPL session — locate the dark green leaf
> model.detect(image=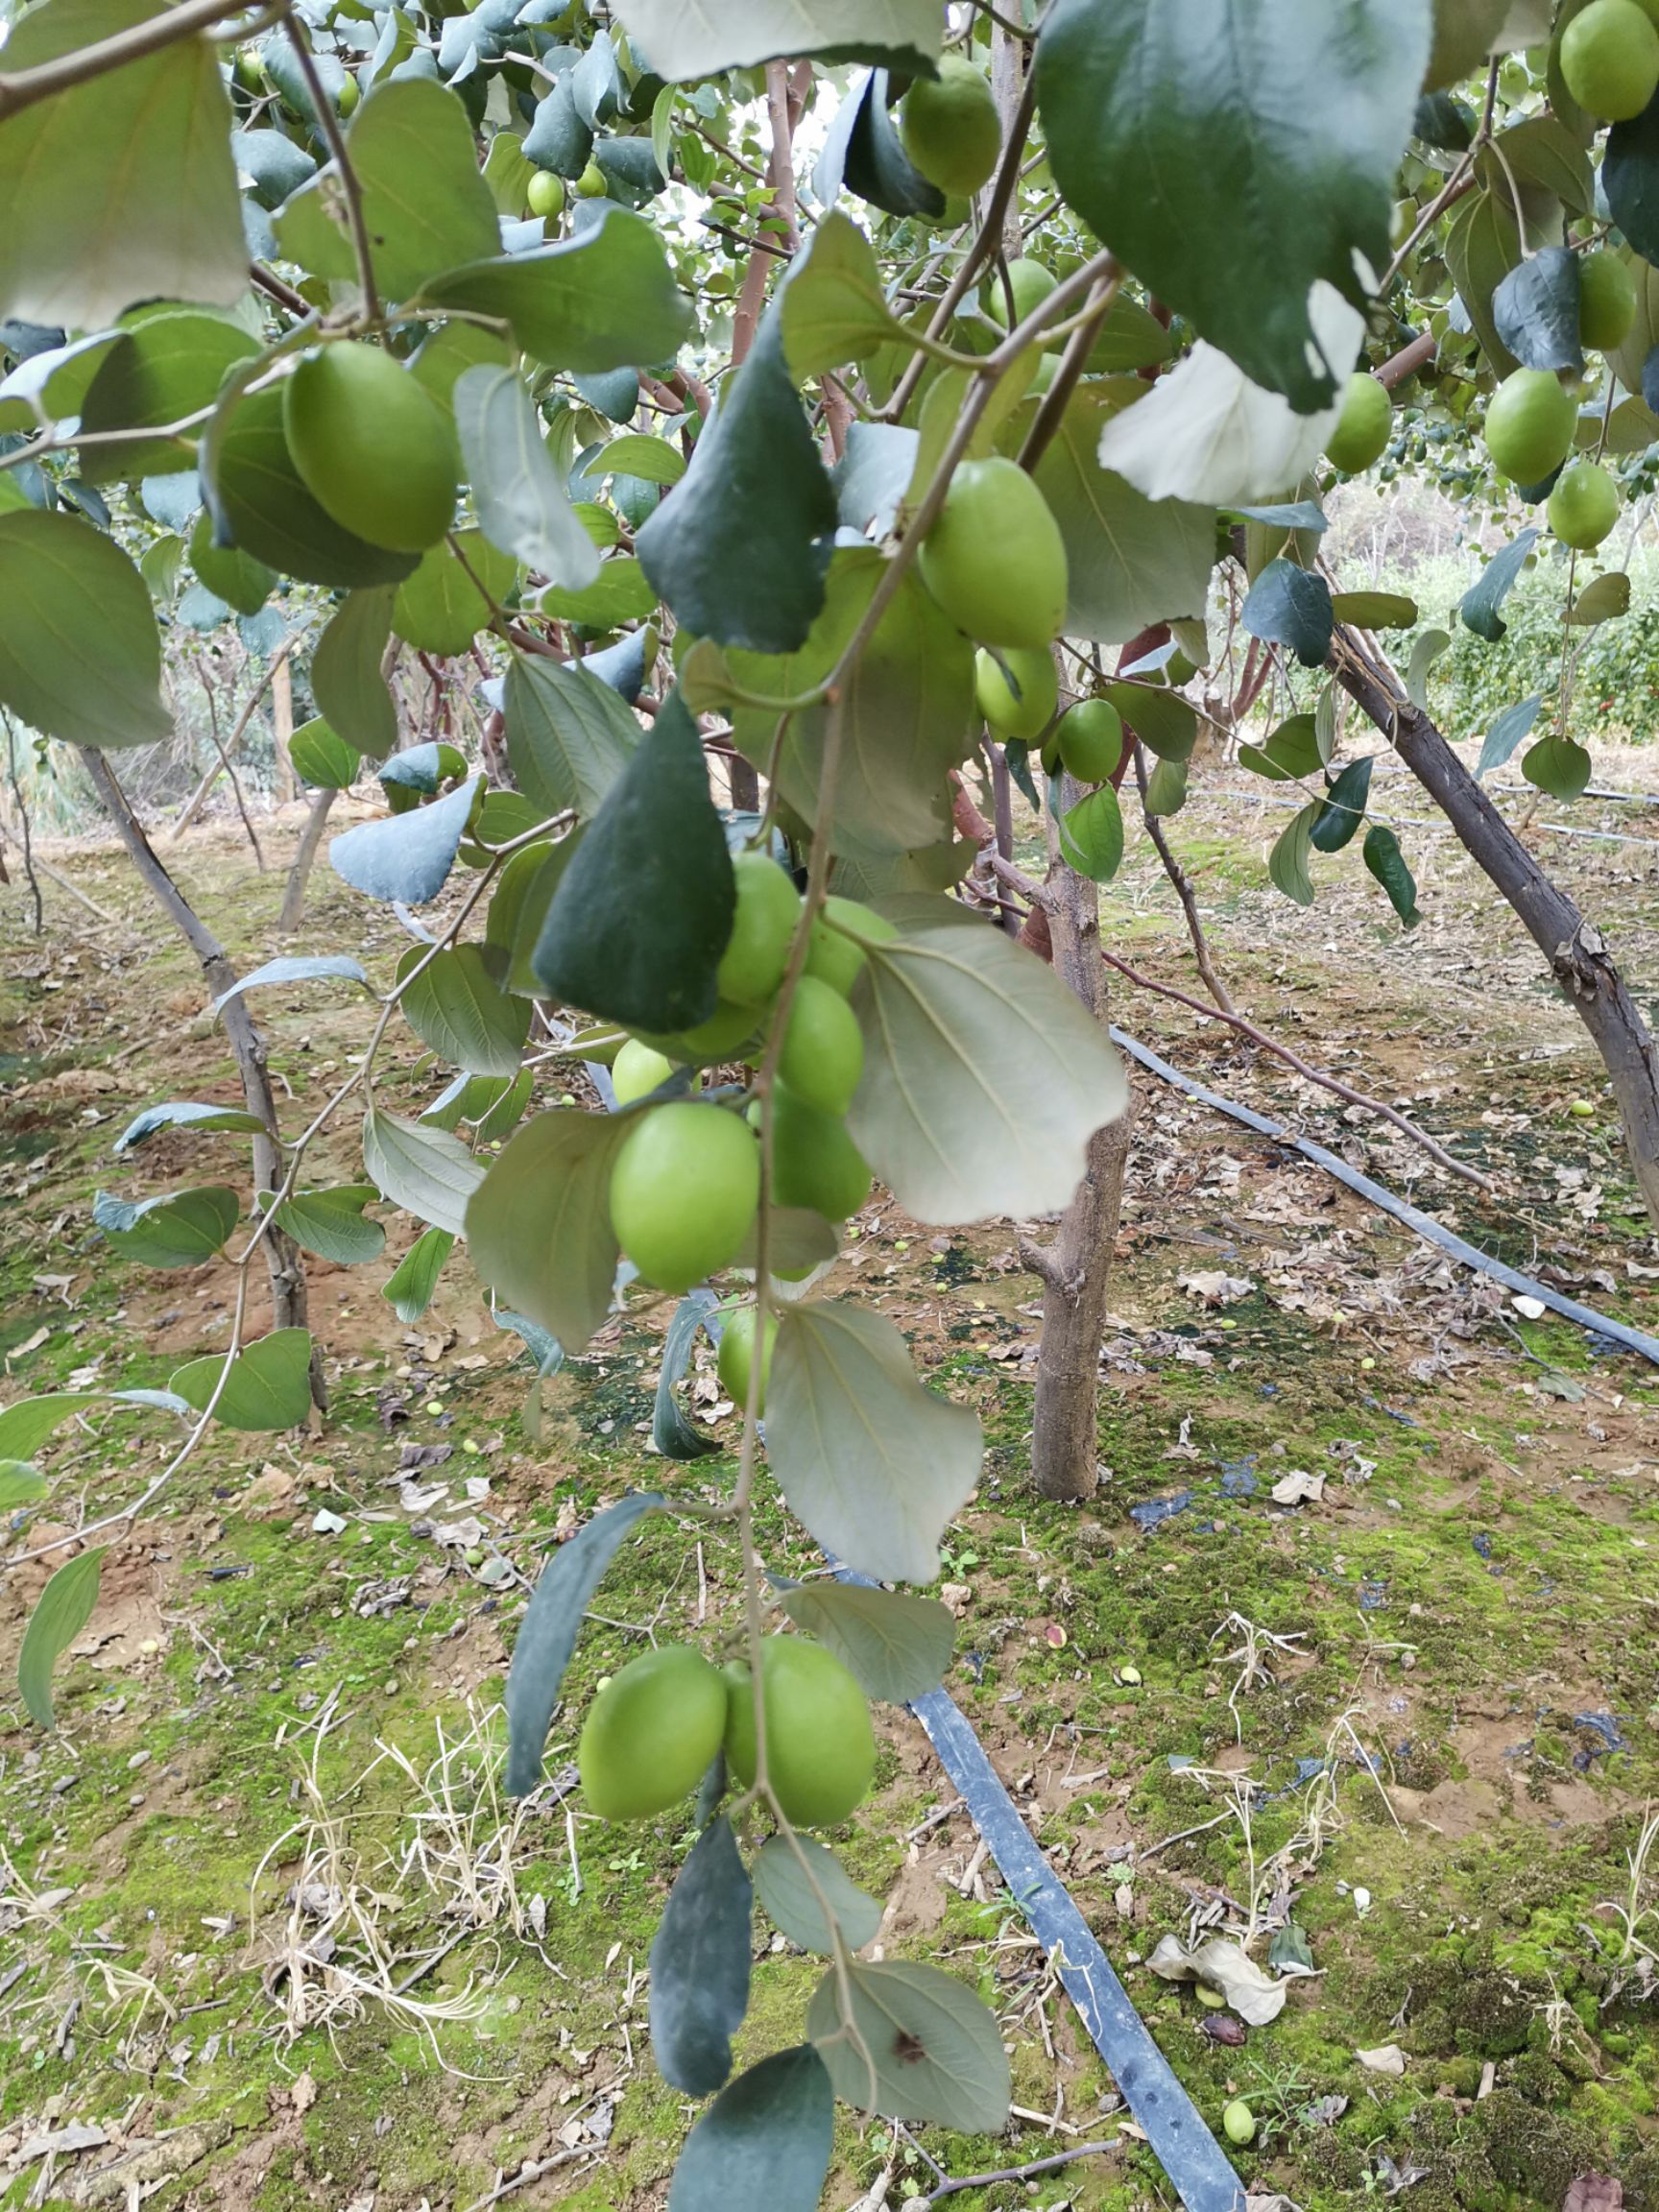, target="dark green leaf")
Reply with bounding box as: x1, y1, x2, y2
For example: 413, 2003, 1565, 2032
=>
1107, 683, 1195, 762
171, 1330, 314, 1431
610, 0, 941, 78
504, 1488, 665, 1794
655, 1289, 721, 1460
1481, 112, 1594, 217
1568, 572, 1632, 626
1523, 732, 1593, 801
753, 1838, 882, 1955
1142, 755, 1189, 816
397, 945, 531, 1076
1309, 757, 1374, 854
769, 1301, 980, 1585
1460, 528, 1538, 642
1035, 0, 1428, 409
392, 534, 516, 657
271, 1186, 386, 1266
380, 742, 468, 800
1057, 782, 1125, 883
77, 312, 259, 484
524, 72, 592, 178
0, 328, 125, 435
779, 1582, 953, 1703
362, 1107, 484, 1236
419, 207, 692, 372
668, 2046, 833, 2212
1413, 89, 1476, 149
0, 509, 169, 749
836, 67, 945, 219
1492, 247, 1582, 373
1087, 294, 1177, 373
0, 0, 244, 329
313, 589, 399, 763
531, 691, 733, 1030
589, 433, 685, 489
637, 300, 836, 654
213, 954, 371, 1011
1241, 560, 1334, 668
1605, 99, 1659, 267
288, 718, 362, 790
382, 1226, 455, 1323
466, 1109, 632, 1351
187, 509, 275, 617
455, 365, 601, 589
1238, 713, 1323, 783
1268, 804, 1318, 906
1233, 500, 1329, 532
540, 555, 659, 629
1362, 826, 1421, 928
1475, 694, 1542, 778
1329, 590, 1418, 630
276, 79, 500, 305
230, 125, 316, 209
115, 1099, 269, 1150
19, 1548, 106, 1728
93, 1185, 238, 1267
650, 1815, 752, 2096
806, 1959, 1011, 2128
204, 382, 419, 591
1444, 187, 1522, 379
331, 776, 482, 904
505, 653, 638, 822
